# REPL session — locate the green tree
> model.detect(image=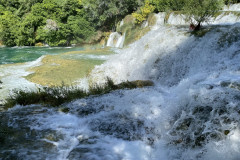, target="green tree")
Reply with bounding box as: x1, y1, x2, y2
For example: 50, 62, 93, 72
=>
0, 0, 20, 13
82, 0, 144, 30
67, 16, 95, 43
36, 20, 71, 46
0, 11, 20, 46
16, 13, 44, 46
152, 0, 186, 12
183, 0, 224, 30
15, 0, 43, 16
